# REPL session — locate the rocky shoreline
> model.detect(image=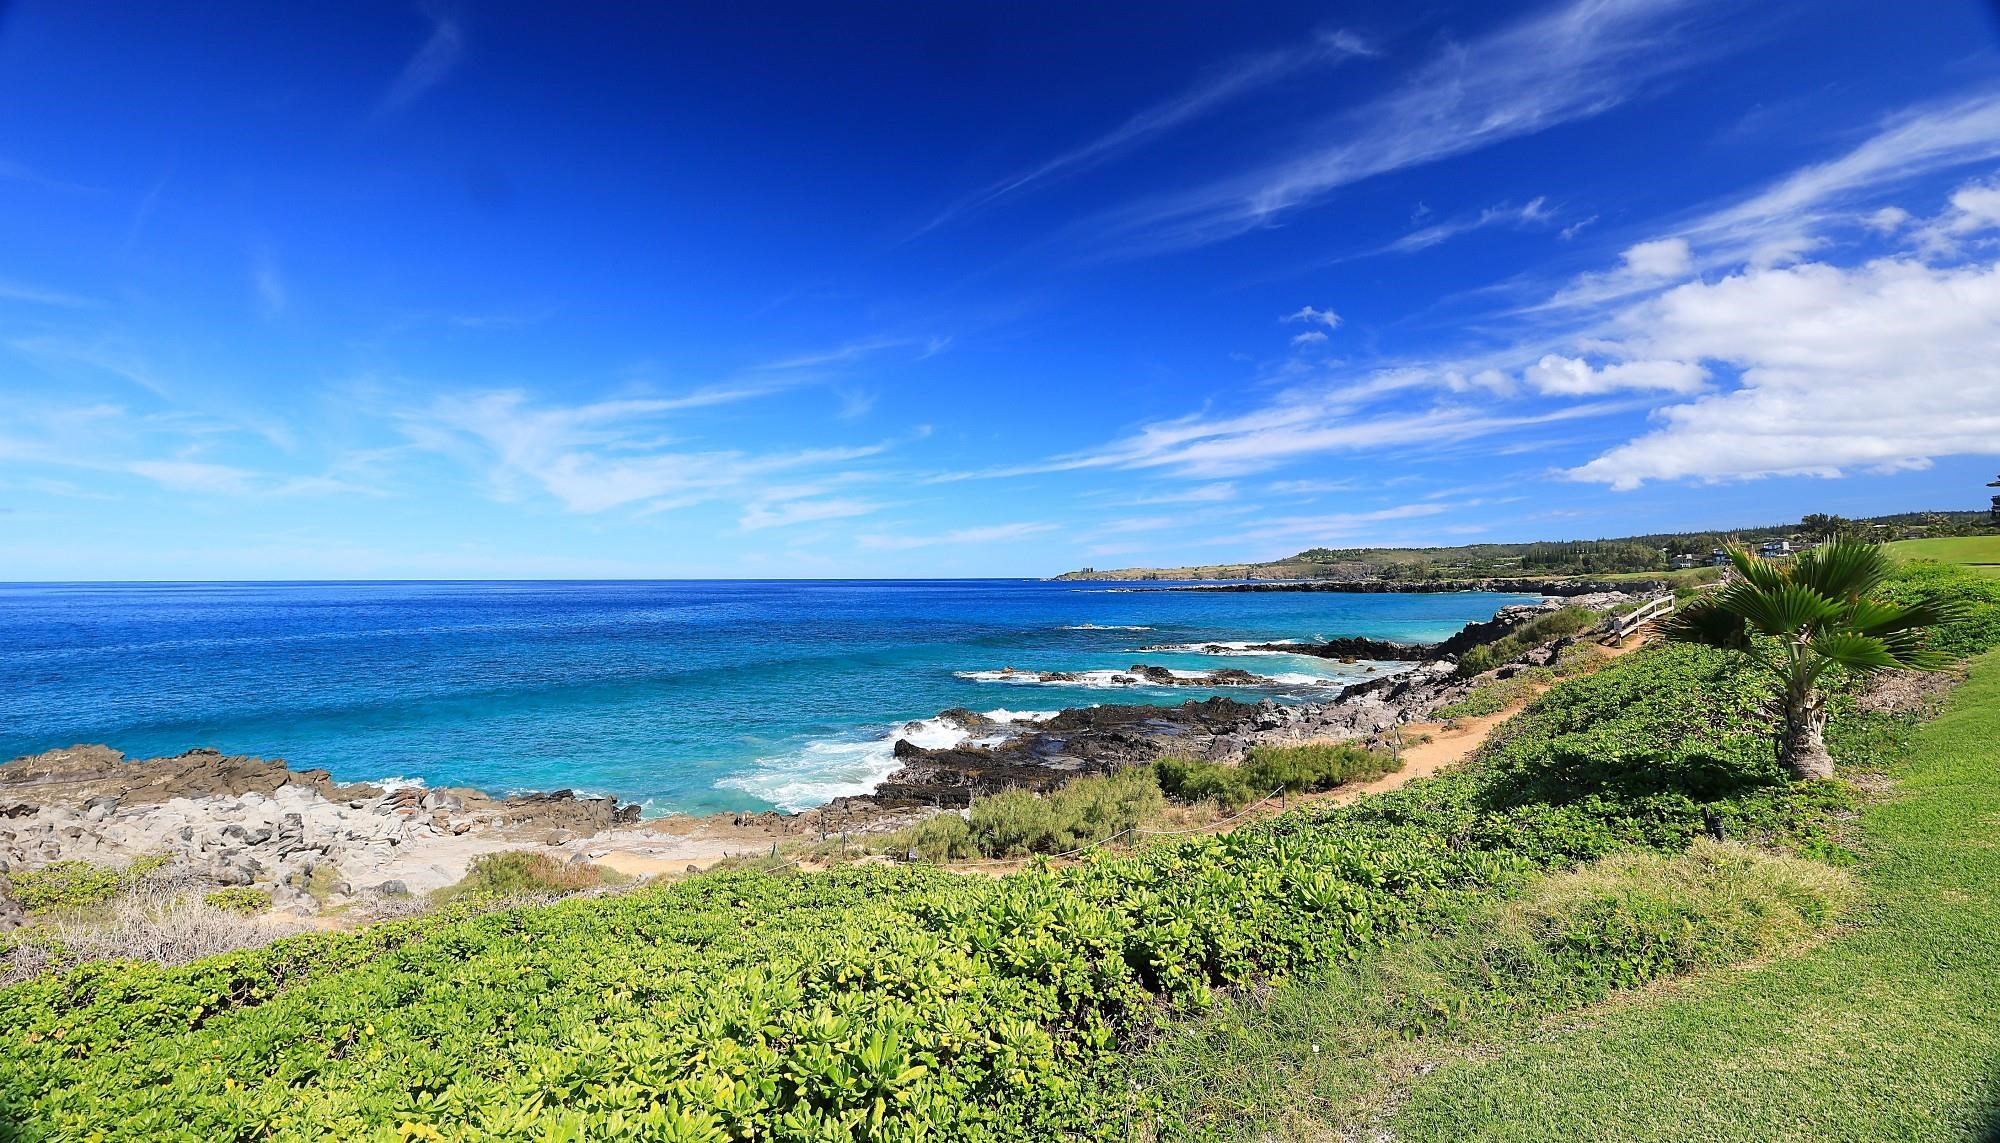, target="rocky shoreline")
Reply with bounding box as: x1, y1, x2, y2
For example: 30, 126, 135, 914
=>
0, 591, 1648, 919
1164, 576, 1668, 596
